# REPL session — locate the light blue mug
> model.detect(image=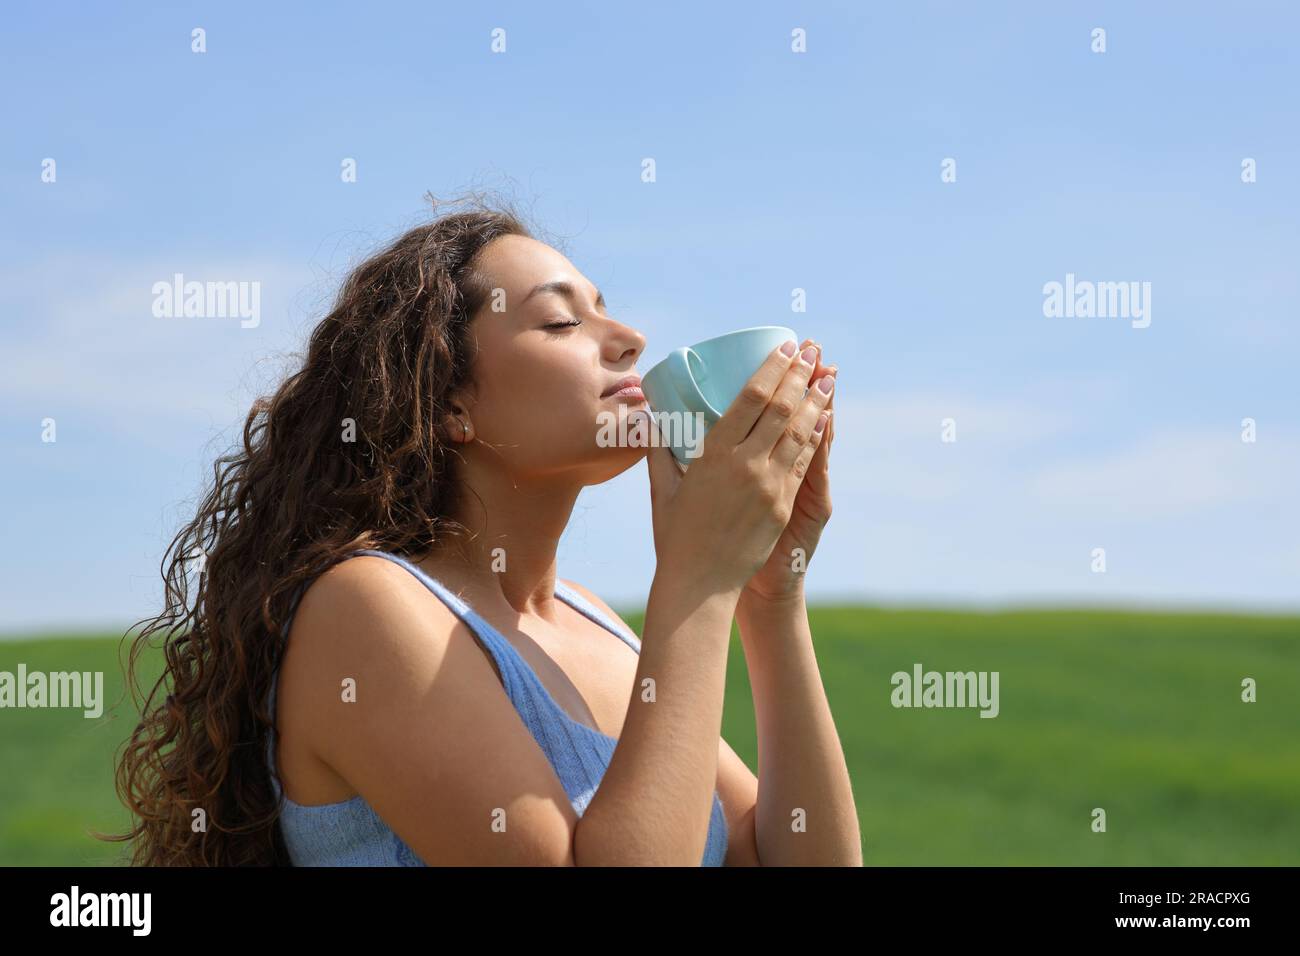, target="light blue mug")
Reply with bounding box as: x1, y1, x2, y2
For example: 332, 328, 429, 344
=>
640, 325, 799, 469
